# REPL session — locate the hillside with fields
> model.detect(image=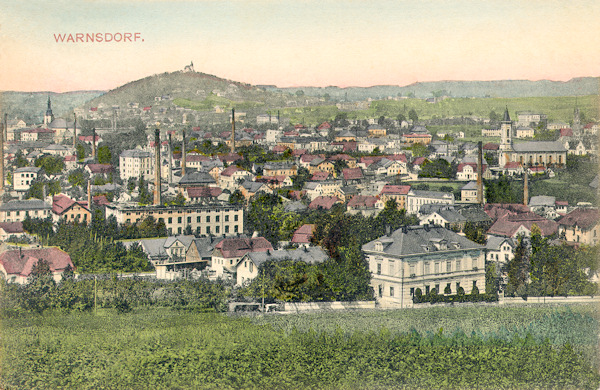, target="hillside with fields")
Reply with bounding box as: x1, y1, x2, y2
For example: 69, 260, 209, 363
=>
84, 71, 324, 111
